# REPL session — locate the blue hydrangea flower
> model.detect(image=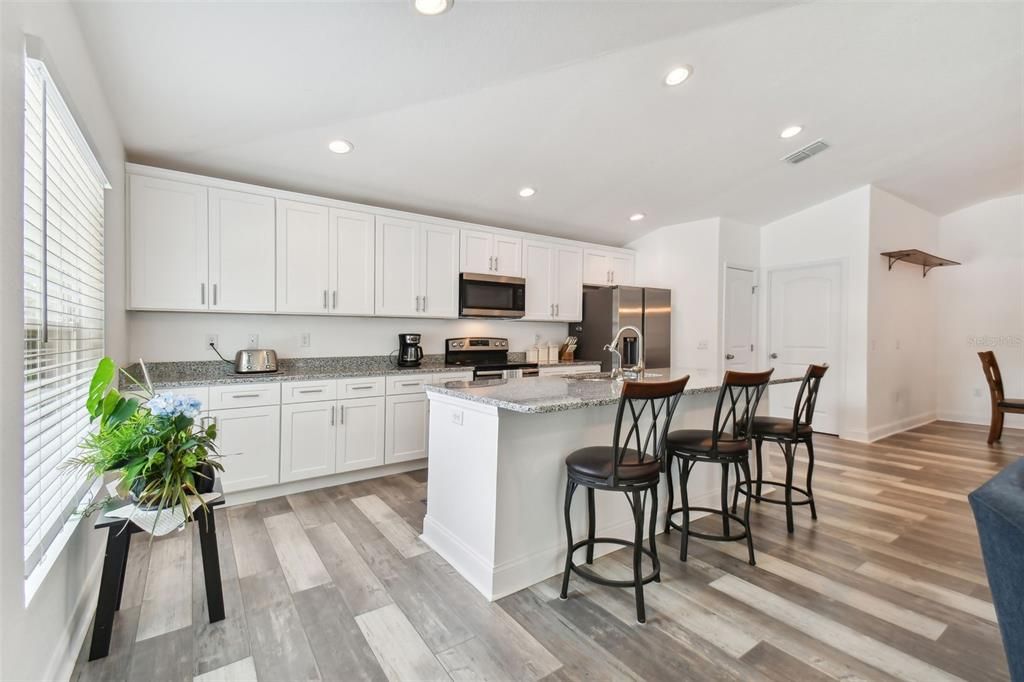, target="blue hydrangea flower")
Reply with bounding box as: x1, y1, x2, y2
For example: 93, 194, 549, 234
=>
147, 393, 203, 419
